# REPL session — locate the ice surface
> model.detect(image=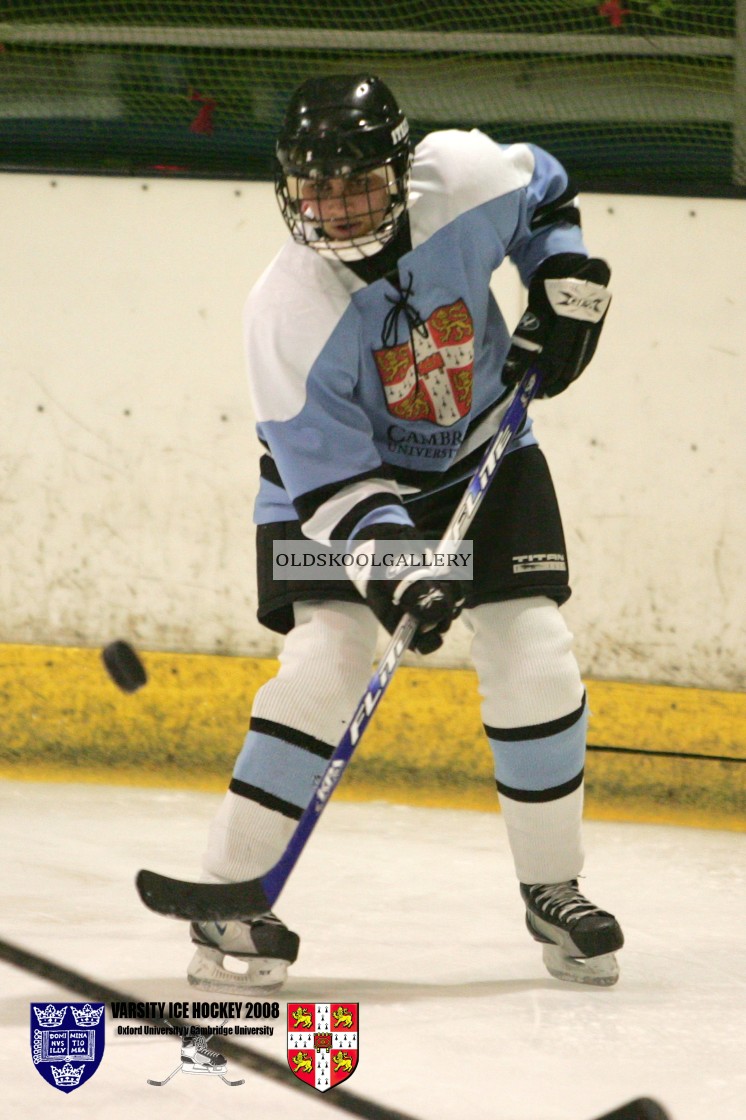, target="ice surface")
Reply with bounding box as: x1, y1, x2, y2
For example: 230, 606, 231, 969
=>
2, 780, 744, 1120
